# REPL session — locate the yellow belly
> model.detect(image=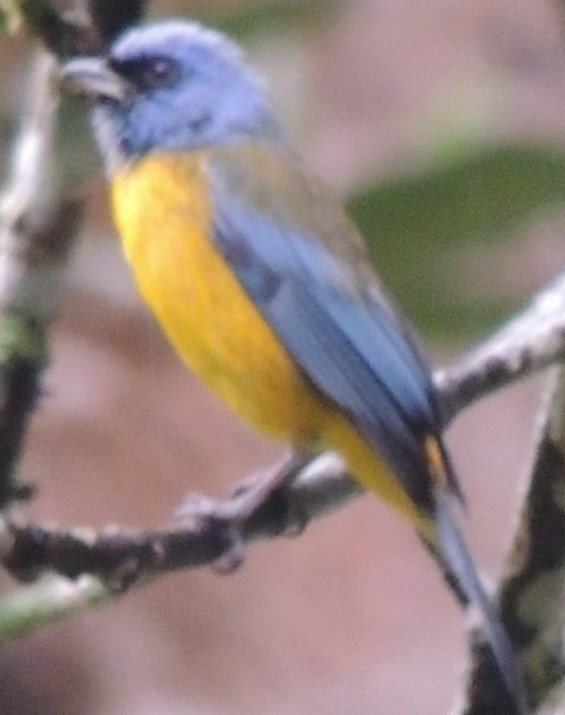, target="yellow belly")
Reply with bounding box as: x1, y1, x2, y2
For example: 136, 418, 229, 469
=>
112, 152, 329, 443
111, 151, 429, 534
